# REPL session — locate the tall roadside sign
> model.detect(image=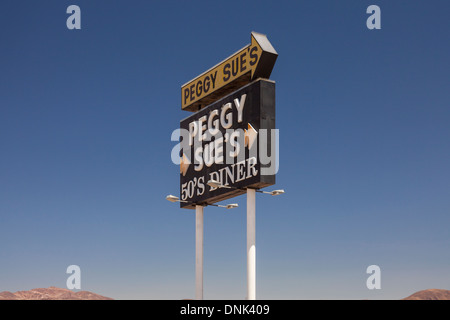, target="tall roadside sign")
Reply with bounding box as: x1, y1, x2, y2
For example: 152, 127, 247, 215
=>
179, 32, 278, 209
176, 32, 278, 300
